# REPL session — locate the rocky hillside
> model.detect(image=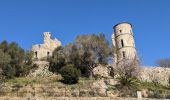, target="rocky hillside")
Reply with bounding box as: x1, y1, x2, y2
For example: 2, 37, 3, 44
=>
0, 76, 117, 99
28, 61, 54, 77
